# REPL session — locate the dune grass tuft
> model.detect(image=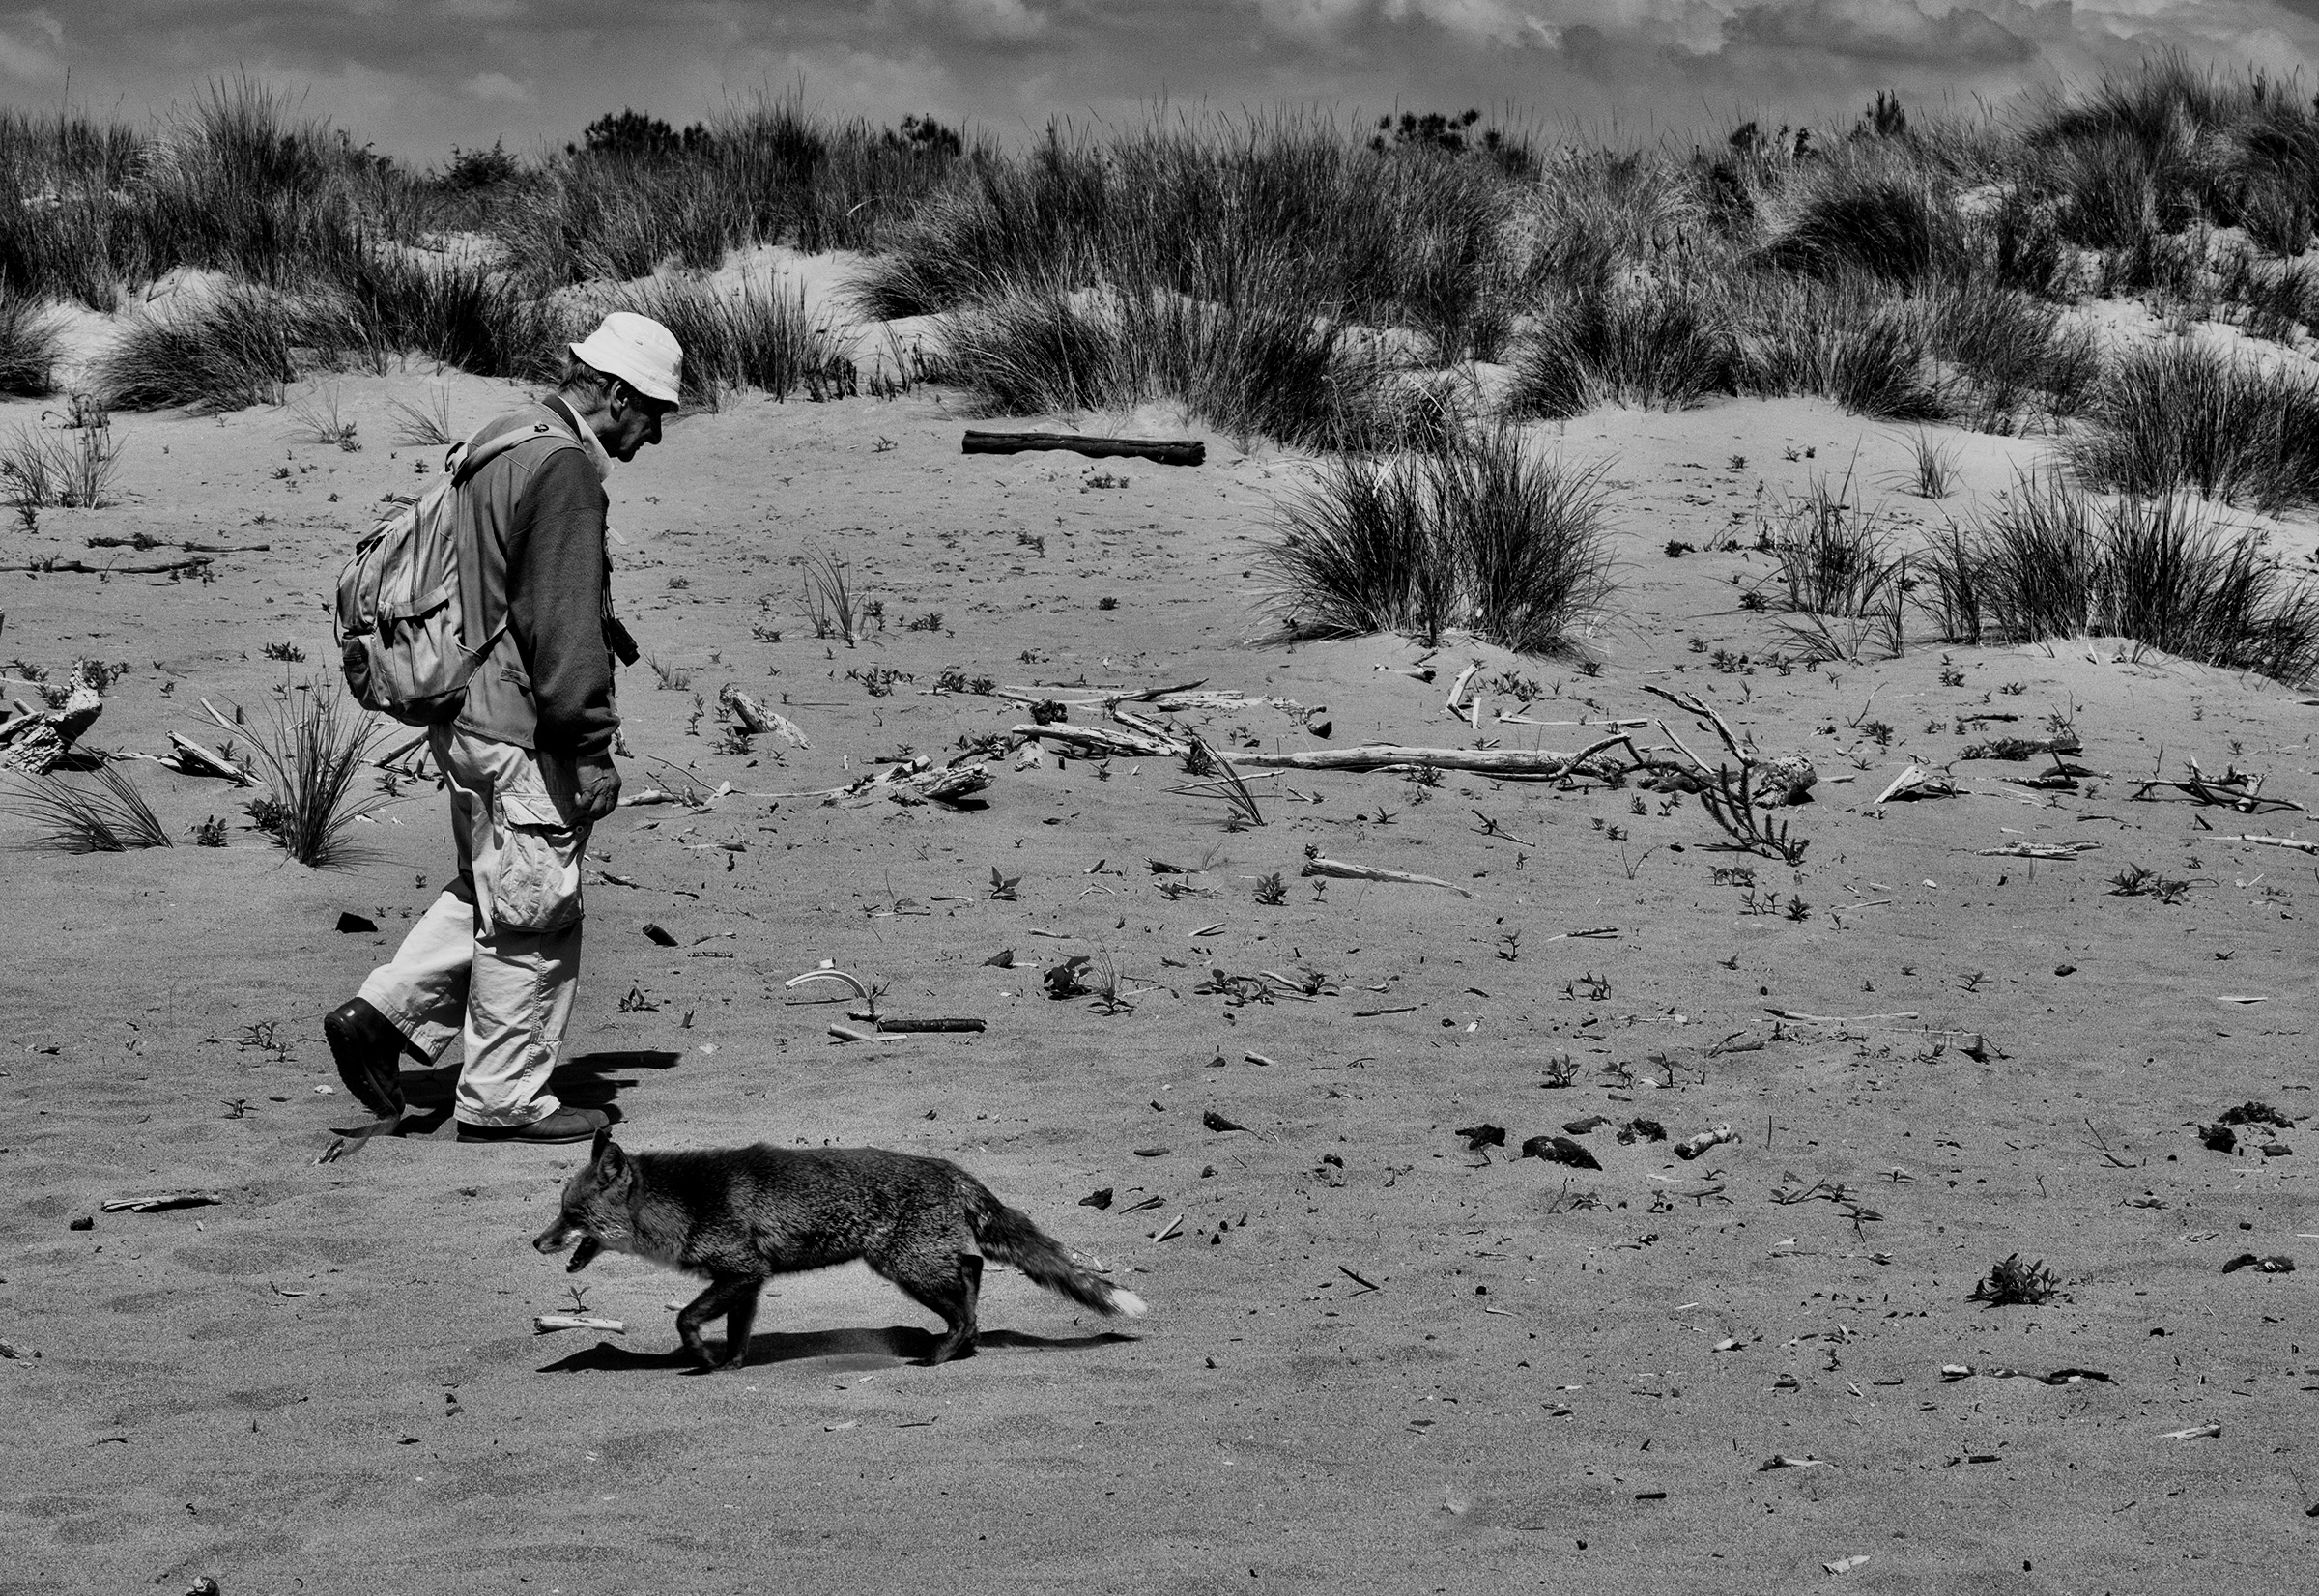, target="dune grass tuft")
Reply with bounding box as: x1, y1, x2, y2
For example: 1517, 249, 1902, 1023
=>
236, 684, 389, 868
4, 763, 174, 852
1921, 470, 2319, 682
1263, 427, 1612, 654
95, 282, 344, 412
1506, 283, 1732, 419
2068, 339, 2319, 515
0, 287, 59, 396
